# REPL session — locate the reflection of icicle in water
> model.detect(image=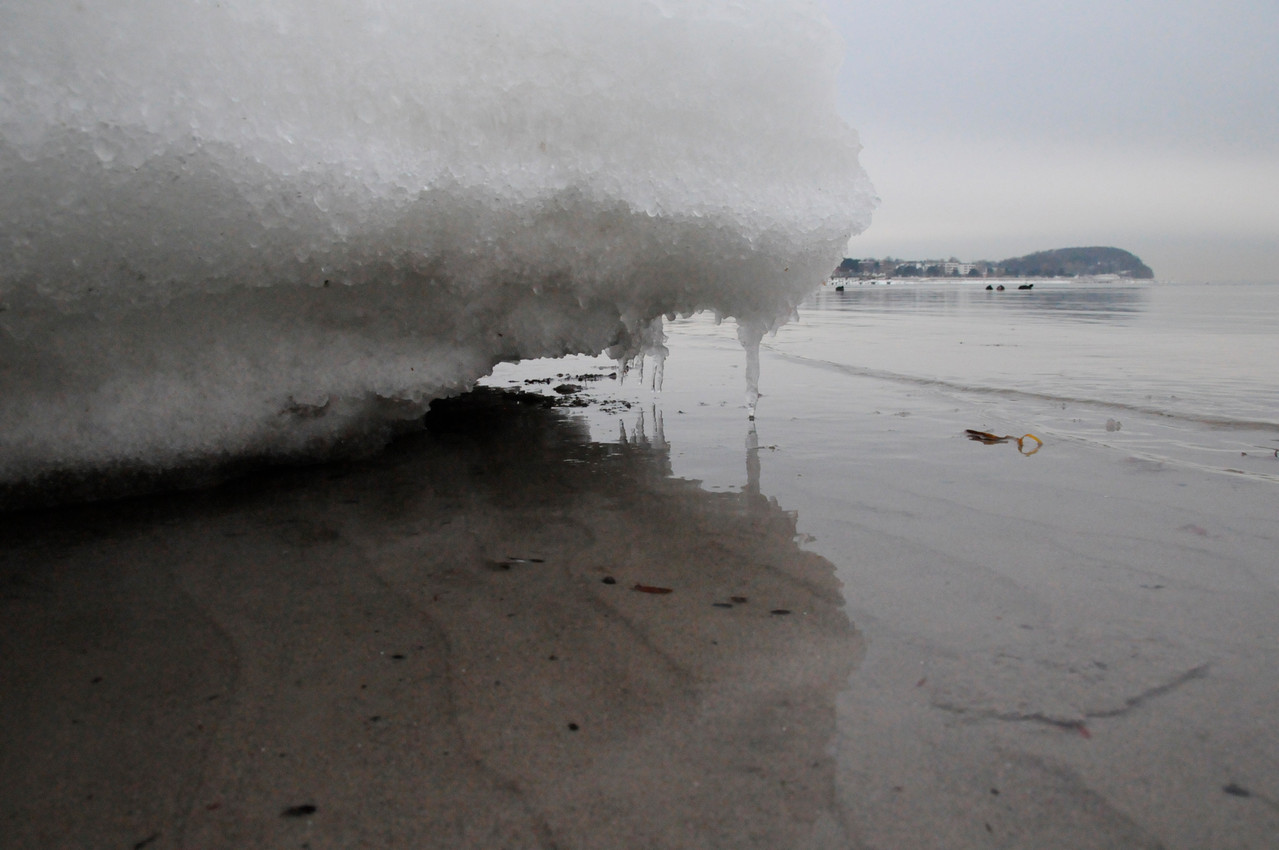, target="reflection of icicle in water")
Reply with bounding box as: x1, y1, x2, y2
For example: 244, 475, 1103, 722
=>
738, 320, 766, 420
637, 405, 666, 450
745, 425, 761, 498
619, 409, 644, 447
615, 404, 666, 452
